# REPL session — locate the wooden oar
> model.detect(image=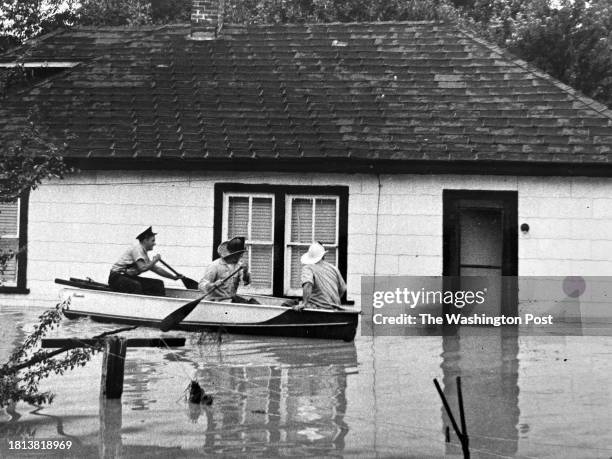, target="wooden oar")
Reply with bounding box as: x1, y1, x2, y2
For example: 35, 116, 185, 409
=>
159, 266, 243, 332
159, 260, 199, 290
